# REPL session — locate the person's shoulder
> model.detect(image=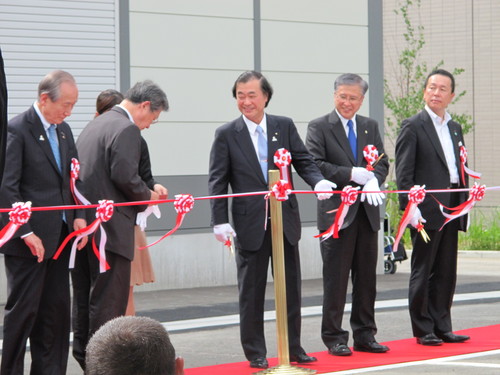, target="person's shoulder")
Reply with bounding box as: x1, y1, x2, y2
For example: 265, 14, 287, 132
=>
268, 114, 293, 123
215, 117, 241, 133
8, 107, 33, 129
356, 114, 378, 127
308, 112, 332, 127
